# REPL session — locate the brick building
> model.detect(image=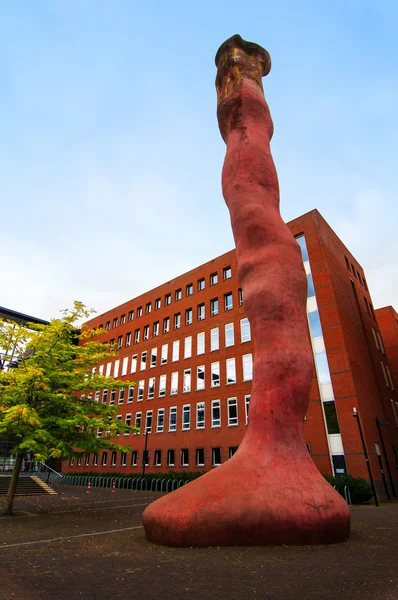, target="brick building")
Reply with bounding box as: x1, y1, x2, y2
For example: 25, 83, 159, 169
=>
376, 306, 398, 393
68, 209, 398, 499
